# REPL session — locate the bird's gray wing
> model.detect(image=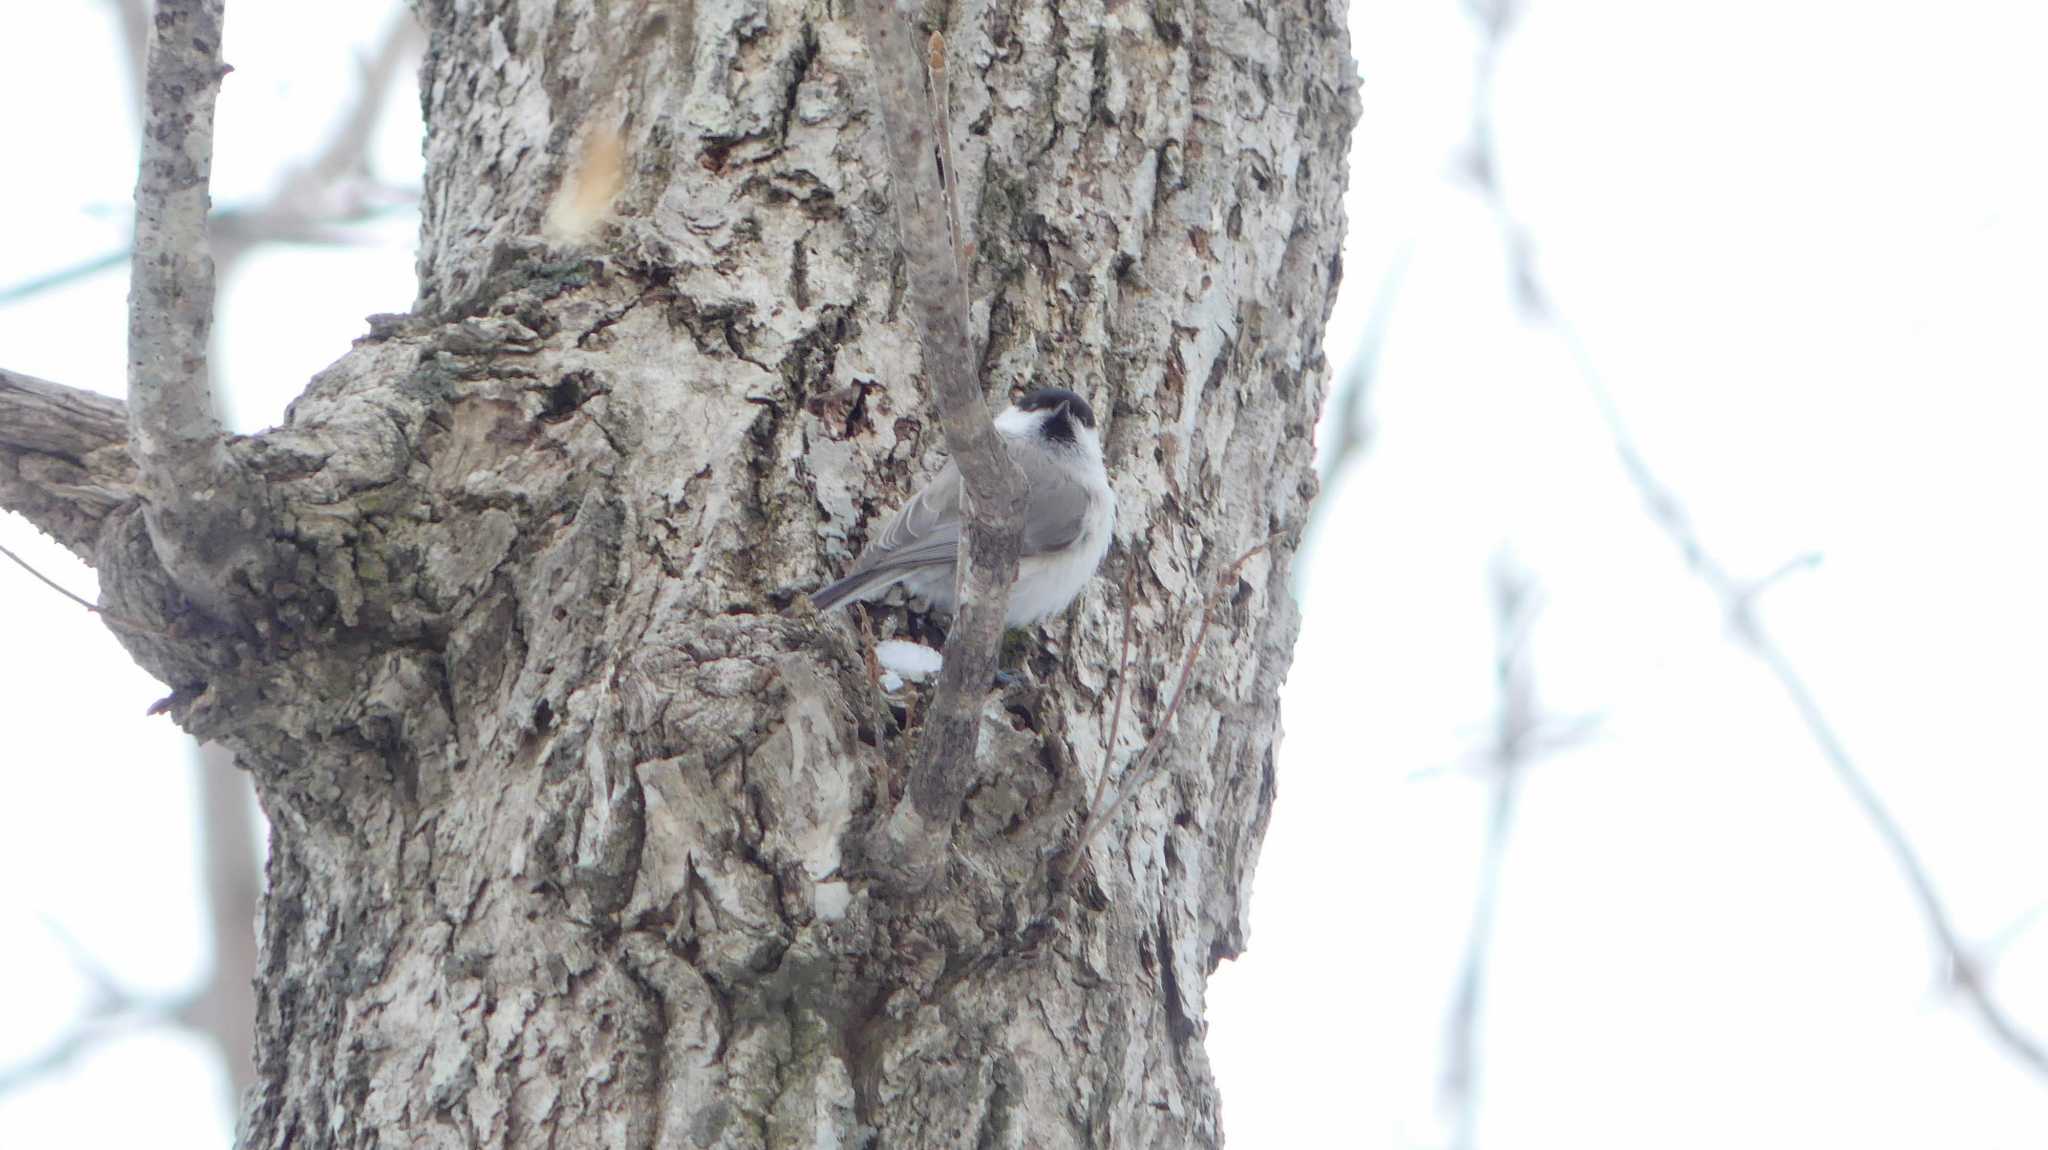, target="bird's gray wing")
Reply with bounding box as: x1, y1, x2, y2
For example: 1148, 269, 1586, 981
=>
1018, 448, 1092, 556
853, 448, 1091, 574
852, 462, 964, 574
